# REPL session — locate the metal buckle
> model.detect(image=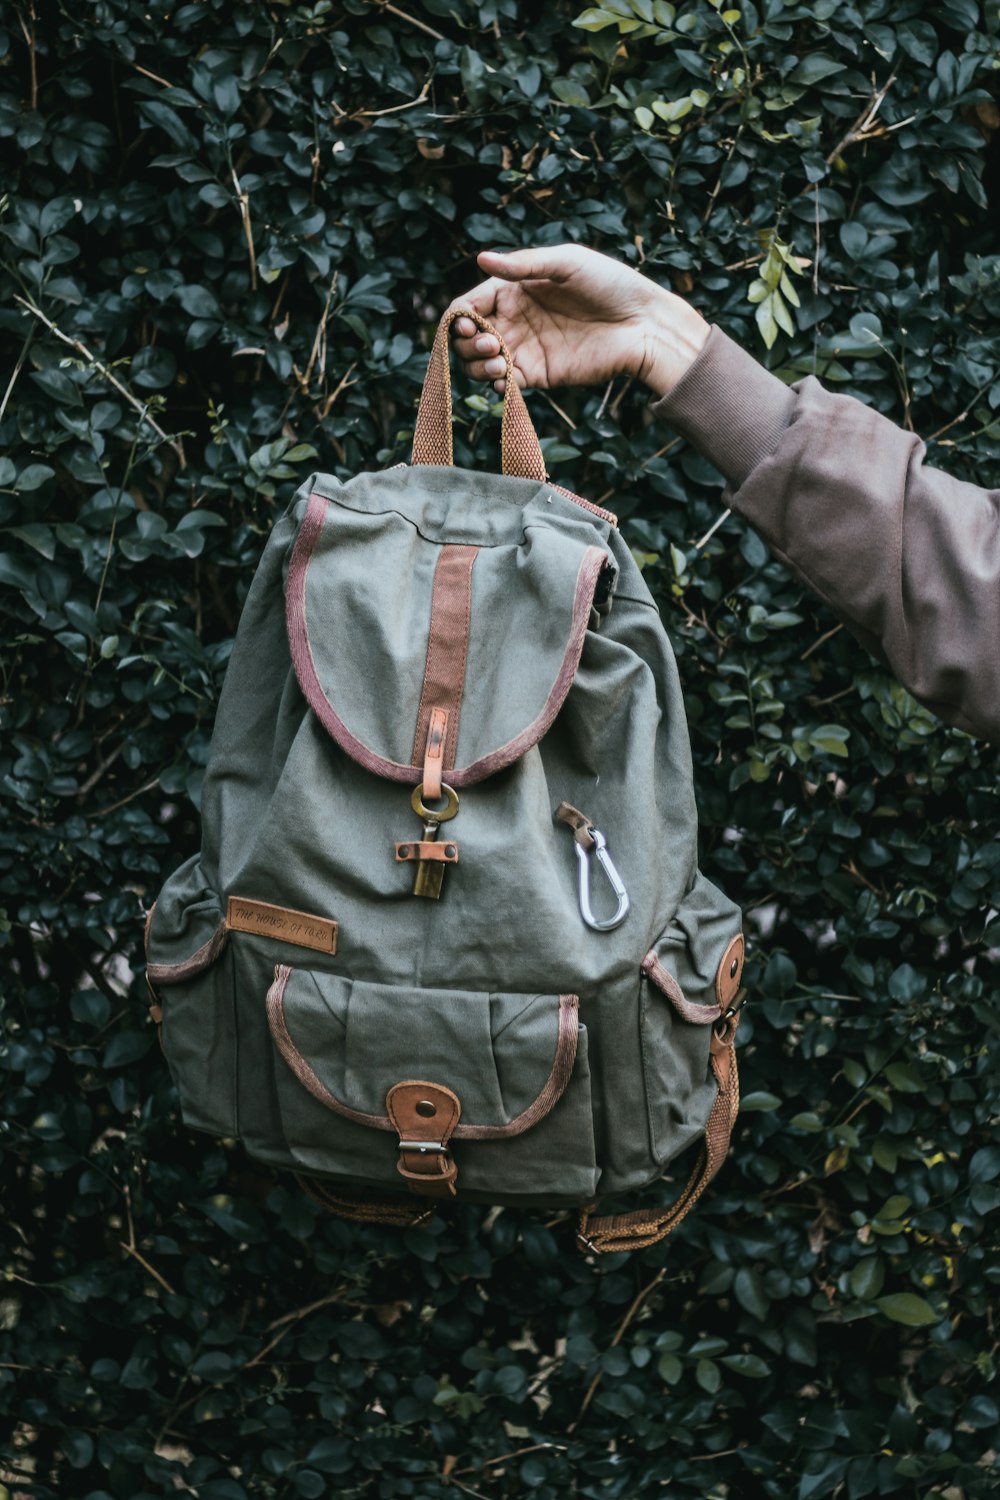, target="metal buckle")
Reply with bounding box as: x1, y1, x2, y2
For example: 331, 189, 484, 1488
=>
713, 990, 747, 1046
722, 988, 747, 1022
573, 827, 630, 932
397, 1140, 448, 1155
